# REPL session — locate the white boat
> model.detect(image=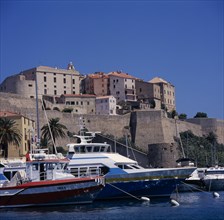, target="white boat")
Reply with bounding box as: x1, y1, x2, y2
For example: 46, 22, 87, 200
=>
66, 131, 196, 200
0, 158, 26, 184
202, 166, 224, 191
175, 158, 205, 191
0, 151, 104, 208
